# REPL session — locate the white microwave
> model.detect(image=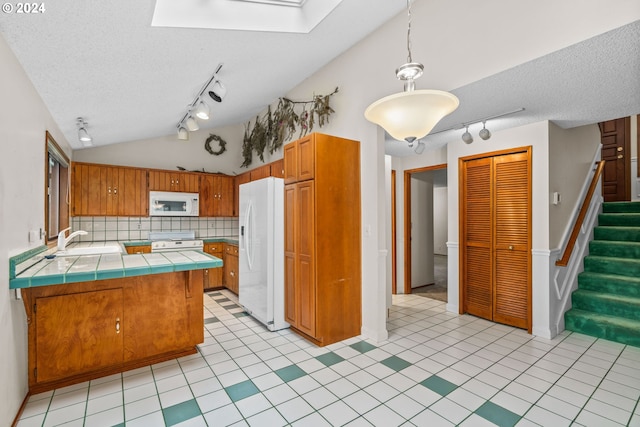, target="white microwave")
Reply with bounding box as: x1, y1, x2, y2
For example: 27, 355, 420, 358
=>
149, 191, 199, 217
